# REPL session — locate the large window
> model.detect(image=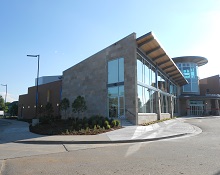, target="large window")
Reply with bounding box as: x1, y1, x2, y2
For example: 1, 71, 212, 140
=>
108, 86, 124, 118
108, 58, 124, 84
157, 72, 167, 92
108, 58, 124, 118
138, 85, 156, 113
160, 94, 168, 113
137, 52, 178, 114
137, 54, 156, 87
170, 83, 177, 96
